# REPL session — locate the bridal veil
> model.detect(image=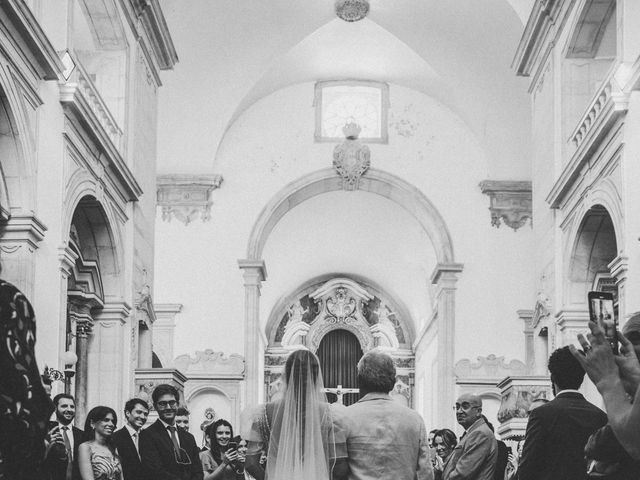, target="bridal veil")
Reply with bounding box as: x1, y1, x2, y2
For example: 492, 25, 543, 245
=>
243, 349, 346, 480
